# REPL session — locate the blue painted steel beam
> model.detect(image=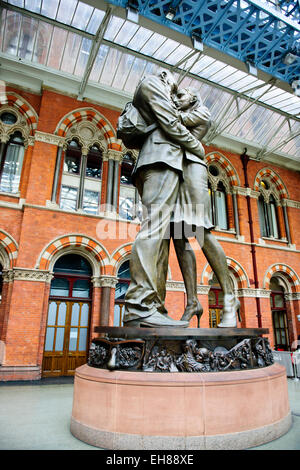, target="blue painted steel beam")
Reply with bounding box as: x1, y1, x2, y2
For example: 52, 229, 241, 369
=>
107, 0, 300, 85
